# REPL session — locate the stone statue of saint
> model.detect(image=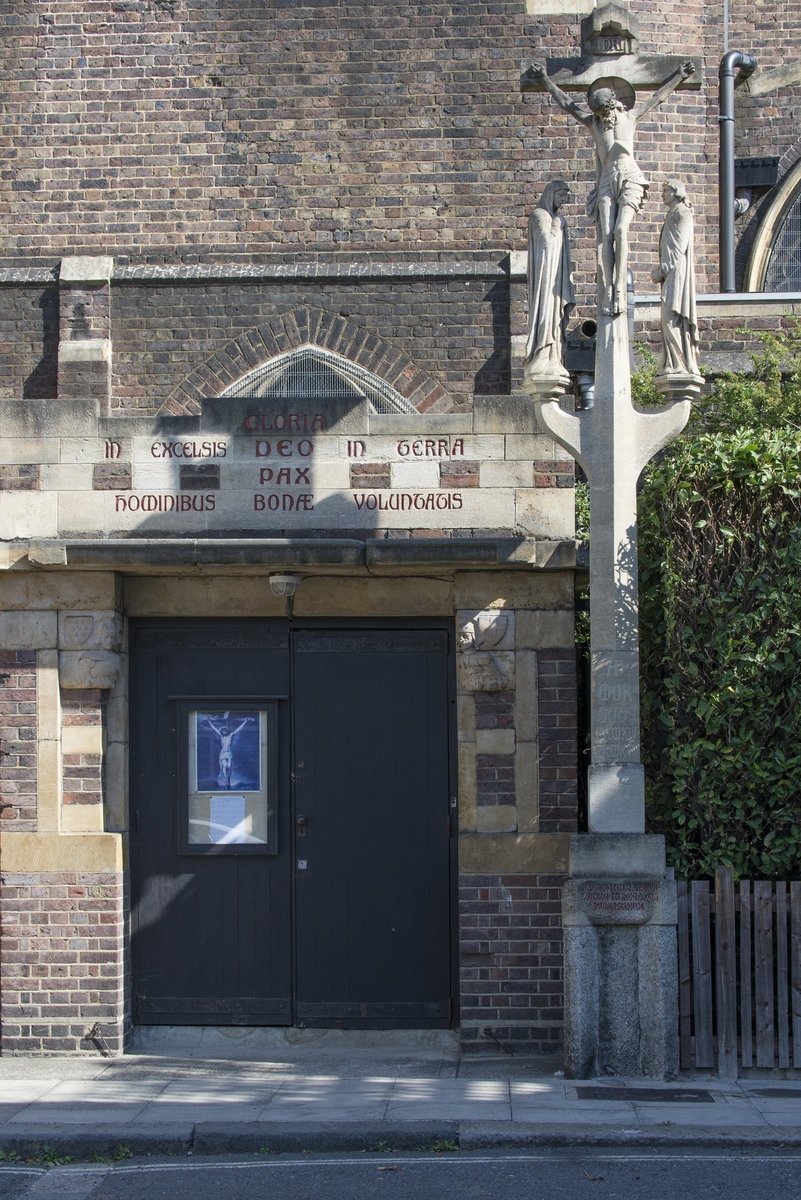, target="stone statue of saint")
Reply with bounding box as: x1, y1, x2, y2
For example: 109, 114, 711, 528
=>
651, 179, 701, 381
524, 180, 575, 390
529, 61, 694, 317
